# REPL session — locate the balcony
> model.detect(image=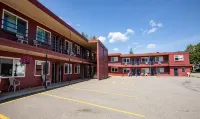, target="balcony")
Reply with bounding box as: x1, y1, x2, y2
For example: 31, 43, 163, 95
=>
0, 19, 95, 63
